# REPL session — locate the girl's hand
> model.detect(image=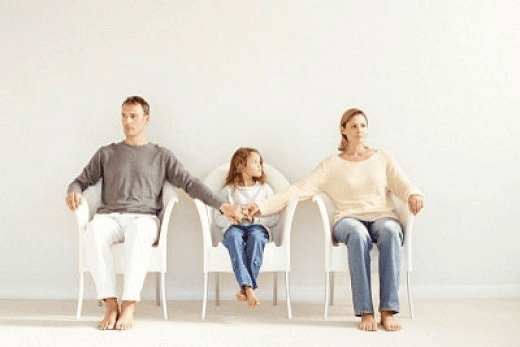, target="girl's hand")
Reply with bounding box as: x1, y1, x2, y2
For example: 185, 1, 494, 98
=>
243, 204, 260, 220
408, 195, 424, 215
